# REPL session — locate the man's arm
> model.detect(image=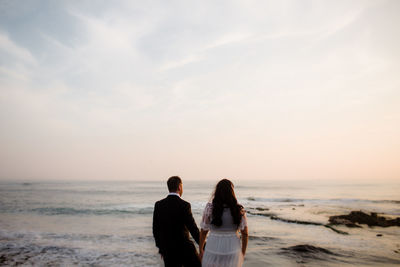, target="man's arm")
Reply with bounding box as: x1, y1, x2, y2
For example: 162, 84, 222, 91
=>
183, 203, 200, 244
152, 202, 161, 252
